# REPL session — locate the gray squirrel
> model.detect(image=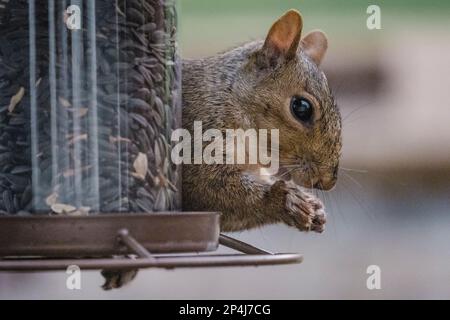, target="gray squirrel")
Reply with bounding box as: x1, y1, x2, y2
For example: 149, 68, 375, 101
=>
182, 9, 341, 233
102, 9, 342, 290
